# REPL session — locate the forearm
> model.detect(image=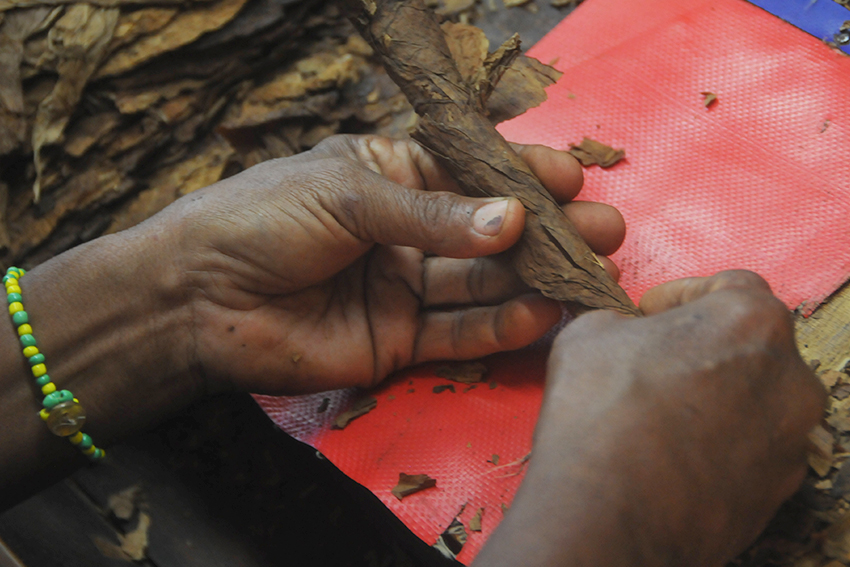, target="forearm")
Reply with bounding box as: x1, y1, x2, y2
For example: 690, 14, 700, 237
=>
0, 223, 199, 509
